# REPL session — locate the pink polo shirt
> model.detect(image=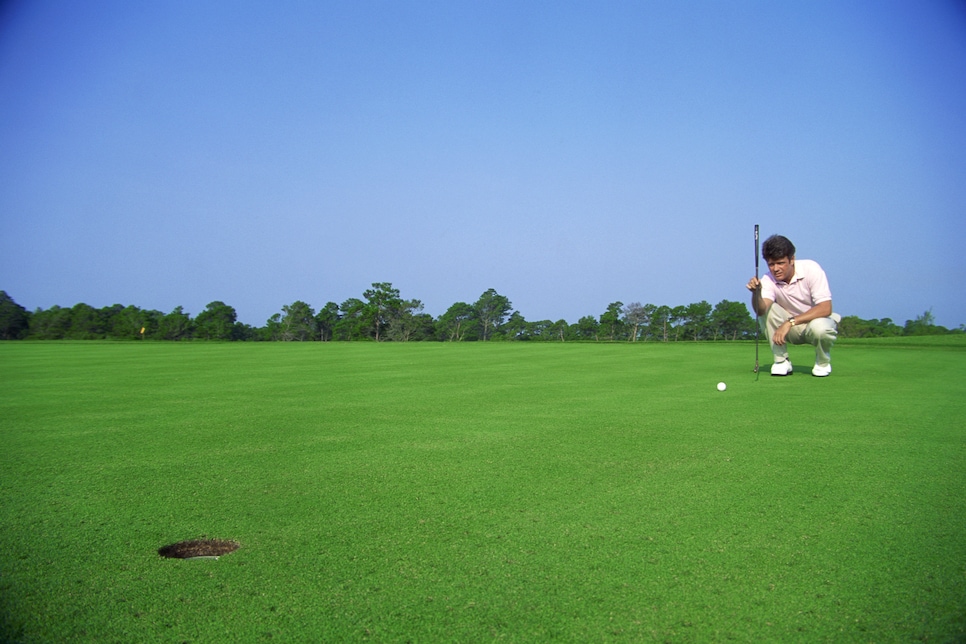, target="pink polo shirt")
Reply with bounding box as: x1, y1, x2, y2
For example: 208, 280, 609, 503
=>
760, 259, 832, 316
